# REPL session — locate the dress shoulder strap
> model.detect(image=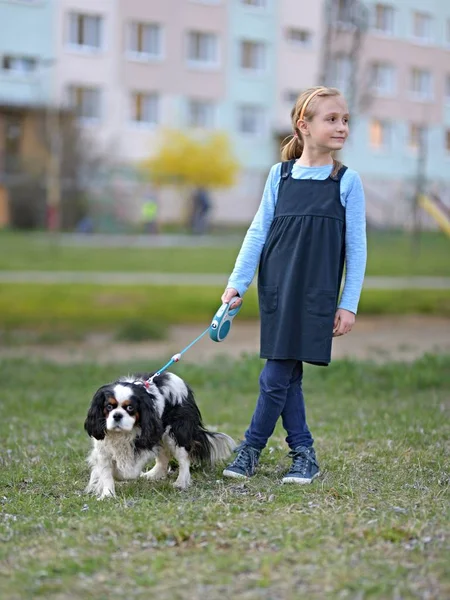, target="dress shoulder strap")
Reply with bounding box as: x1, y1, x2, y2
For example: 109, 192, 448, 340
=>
330, 165, 348, 182
280, 159, 296, 180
